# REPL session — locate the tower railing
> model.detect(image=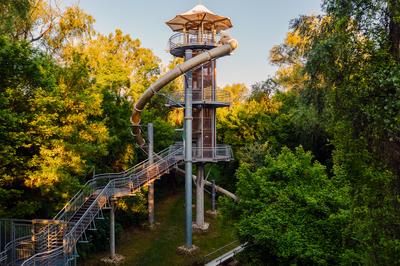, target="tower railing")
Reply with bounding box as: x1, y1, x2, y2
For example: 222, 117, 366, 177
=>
167, 87, 230, 105
168, 32, 220, 51
171, 143, 233, 162
193, 117, 213, 134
